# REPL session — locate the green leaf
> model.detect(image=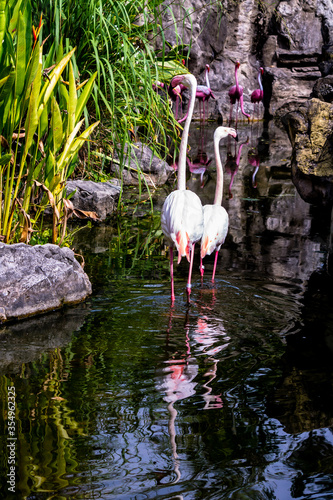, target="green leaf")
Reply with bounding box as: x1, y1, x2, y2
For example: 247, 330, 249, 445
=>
0, 0, 6, 59
38, 47, 76, 119
23, 51, 42, 158
75, 71, 97, 123
15, 11, 28, 98
67, 61, 77, 135
51, 96, 63, 153
0, 154, 12, 165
